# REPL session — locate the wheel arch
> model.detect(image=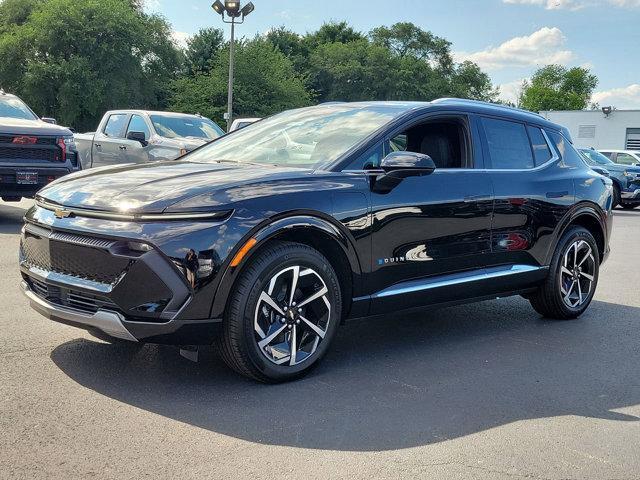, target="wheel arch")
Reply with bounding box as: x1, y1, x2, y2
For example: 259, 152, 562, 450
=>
547, 203, 608, 265
209, 214, 363, 320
